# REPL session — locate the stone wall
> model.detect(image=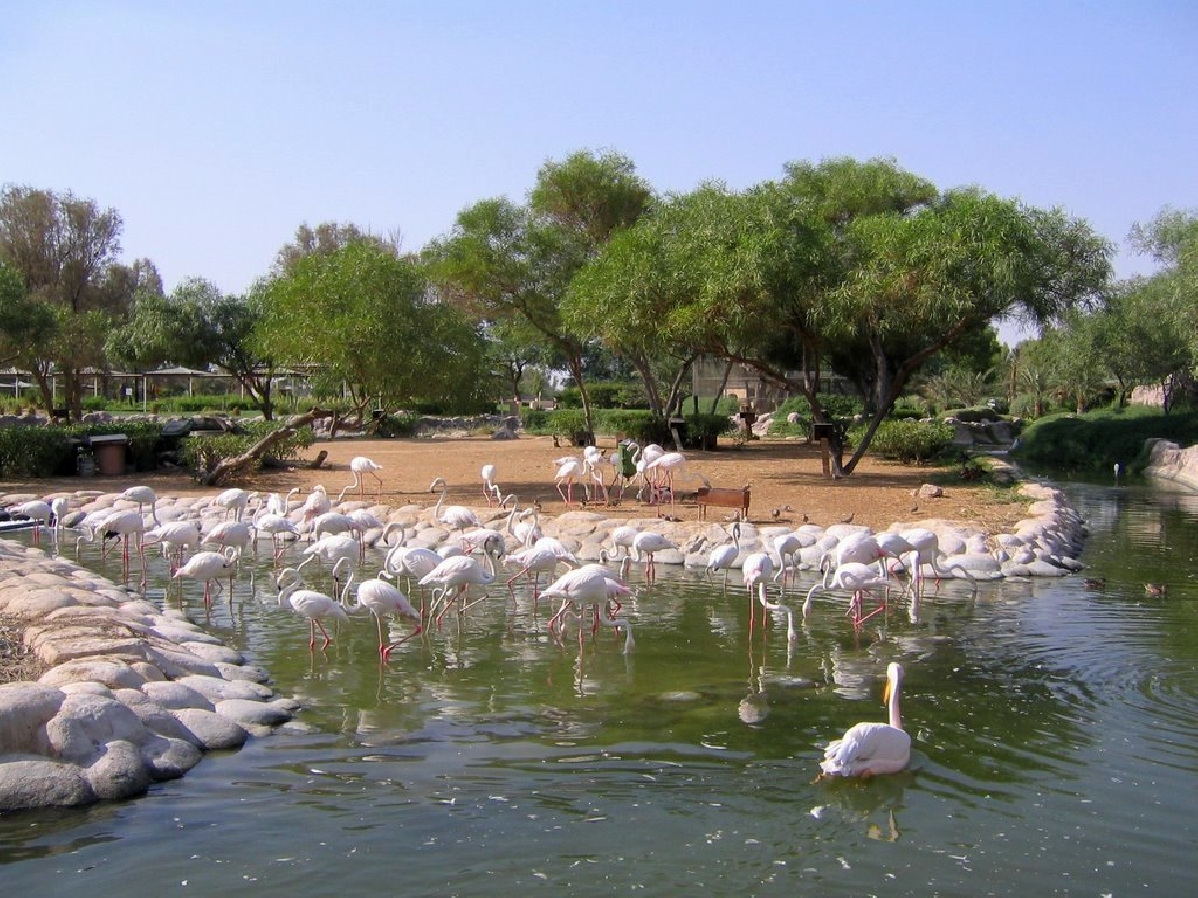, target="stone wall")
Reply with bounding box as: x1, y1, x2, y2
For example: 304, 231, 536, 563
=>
1144, 439, 1198, 492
